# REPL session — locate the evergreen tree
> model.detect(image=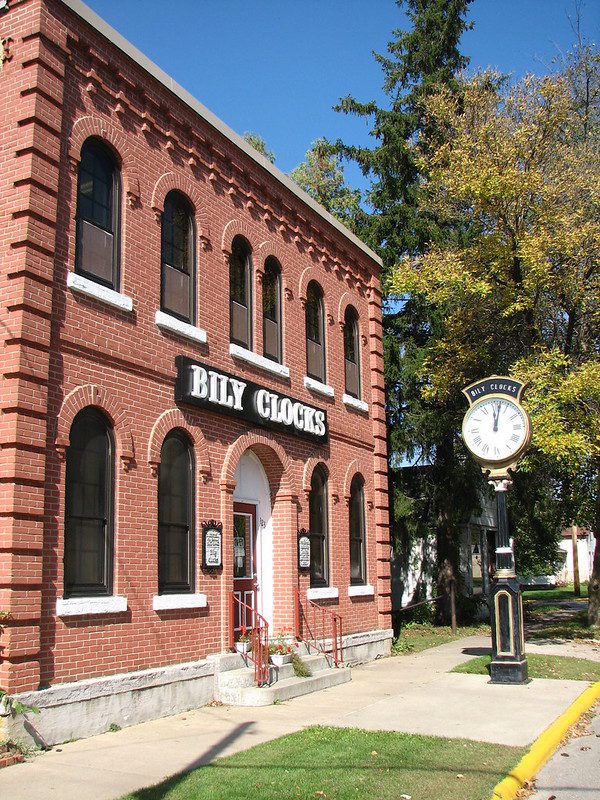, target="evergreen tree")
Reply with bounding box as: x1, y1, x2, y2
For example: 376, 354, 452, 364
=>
290, 138, 363, 231
334, 0, 475, 622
